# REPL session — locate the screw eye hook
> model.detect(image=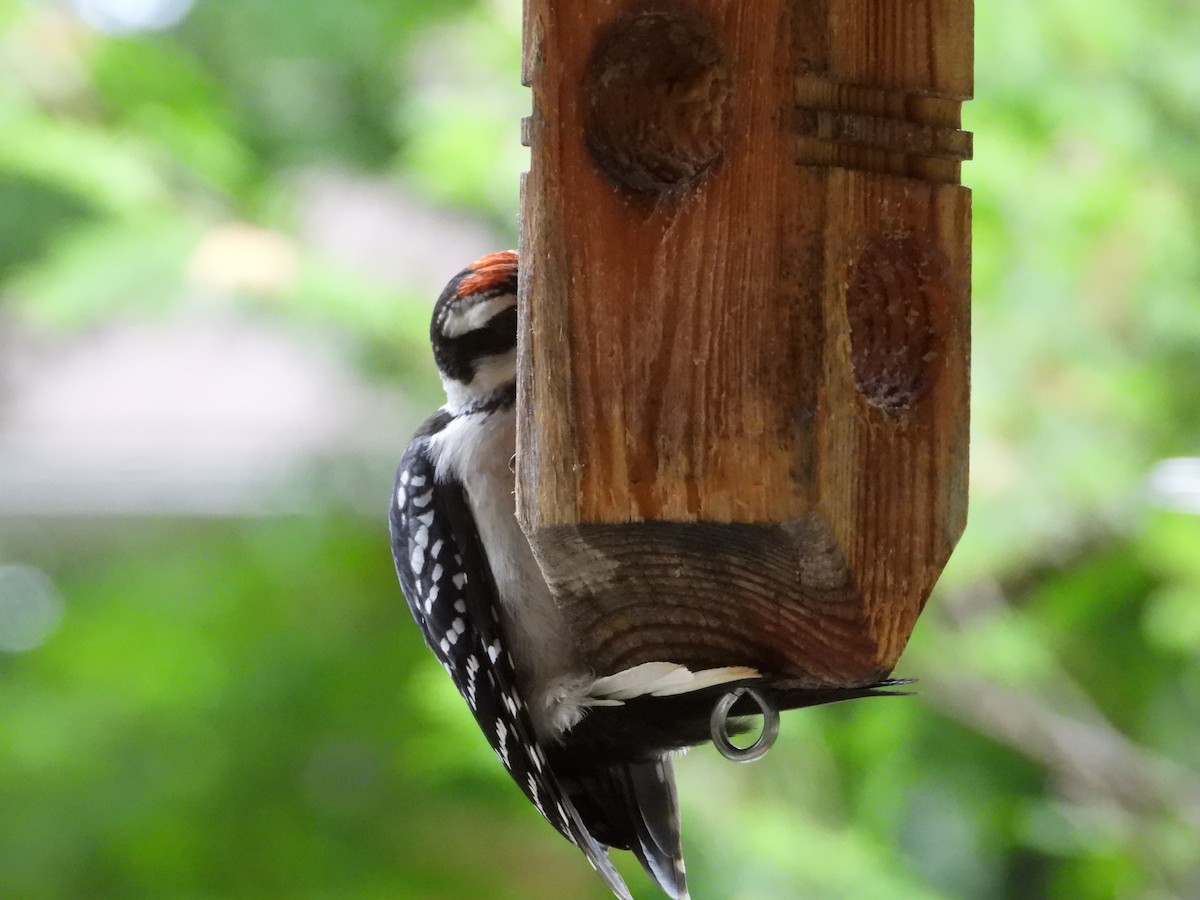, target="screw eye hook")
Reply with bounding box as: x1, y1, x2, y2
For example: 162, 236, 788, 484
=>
709, 686, 780, 763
